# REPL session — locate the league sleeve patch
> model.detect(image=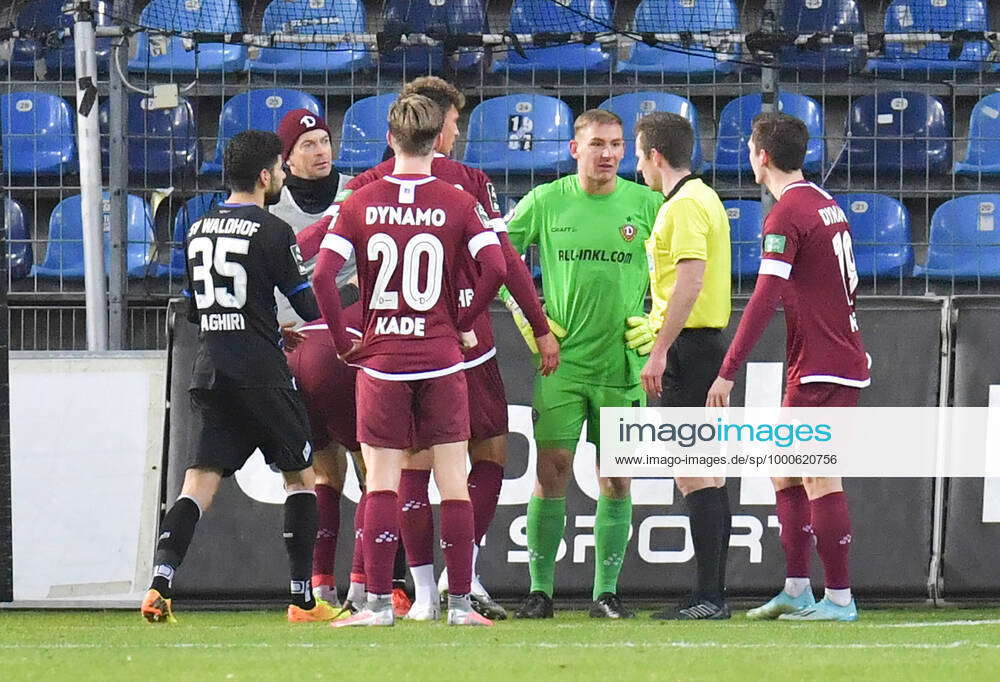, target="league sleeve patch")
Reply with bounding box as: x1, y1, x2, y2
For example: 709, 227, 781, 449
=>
475, 203, 491, 229
290, 244, 308, 275
485, 182, 500, 213
763, 234, 787, 254
334, 189, 353, 203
